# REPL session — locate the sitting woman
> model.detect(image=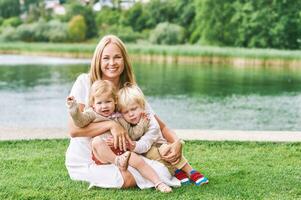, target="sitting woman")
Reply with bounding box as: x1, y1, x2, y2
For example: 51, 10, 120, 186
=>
65, 35, 184, 189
